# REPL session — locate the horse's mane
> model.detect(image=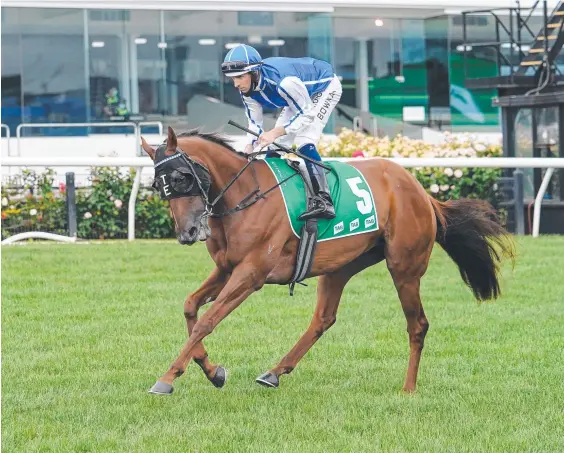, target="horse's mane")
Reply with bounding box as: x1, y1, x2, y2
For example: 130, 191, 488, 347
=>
174, 129, 248, 158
